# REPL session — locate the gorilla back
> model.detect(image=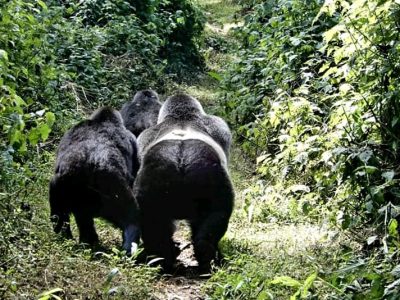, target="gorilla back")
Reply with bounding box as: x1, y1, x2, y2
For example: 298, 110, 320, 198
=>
49, 107, 140, 254
134, 94, 234, 271
120, 90, 162, 137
